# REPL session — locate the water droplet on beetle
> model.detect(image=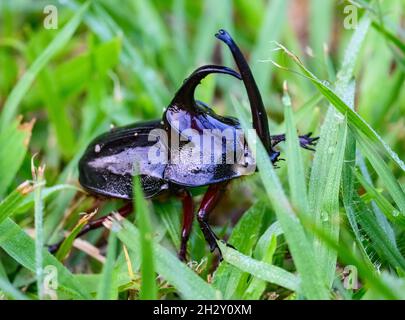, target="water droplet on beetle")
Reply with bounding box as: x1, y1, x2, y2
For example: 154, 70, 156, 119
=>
95, 144, 101, 153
